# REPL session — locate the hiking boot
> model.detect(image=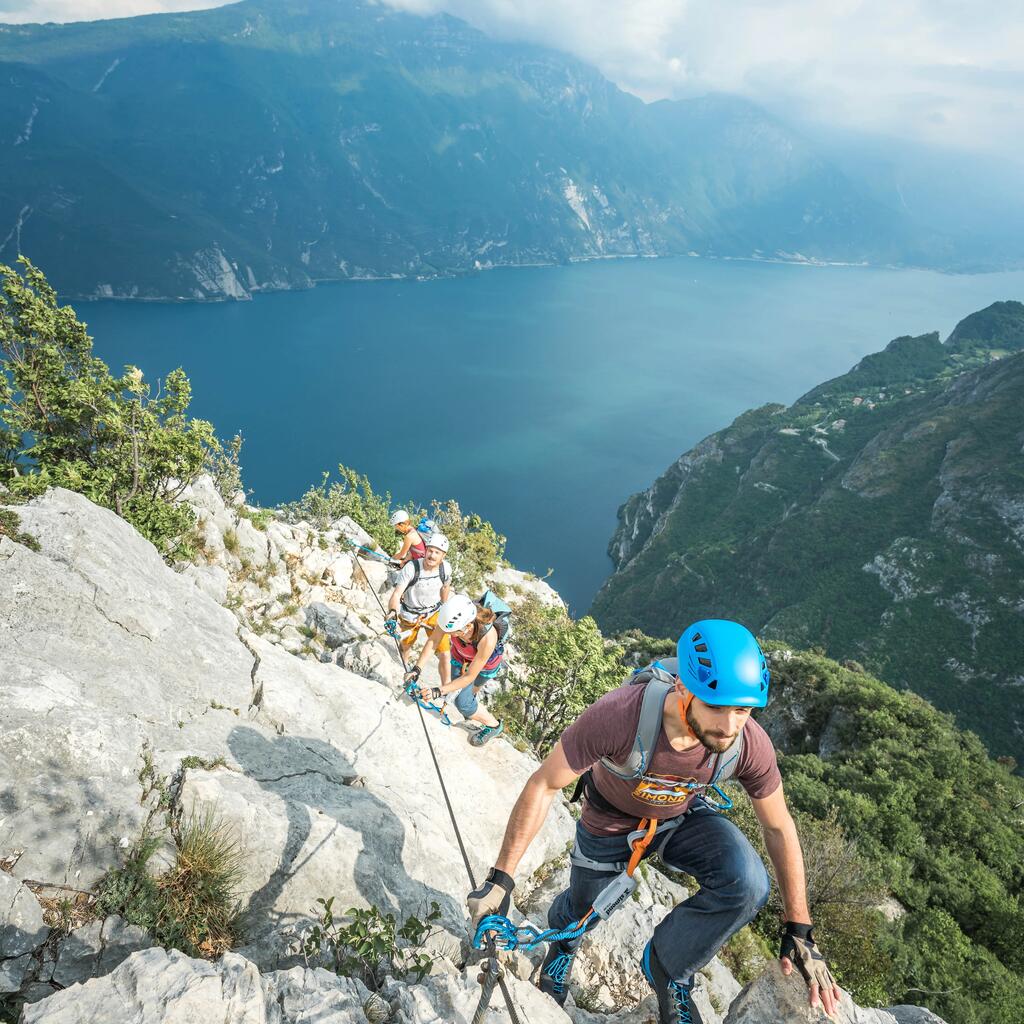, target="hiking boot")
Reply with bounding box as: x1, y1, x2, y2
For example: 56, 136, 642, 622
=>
470, 721, 504, 746
642, 941, 704, 1024
538, 941, 576, 1007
